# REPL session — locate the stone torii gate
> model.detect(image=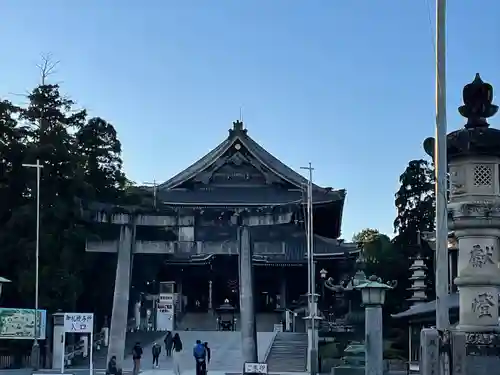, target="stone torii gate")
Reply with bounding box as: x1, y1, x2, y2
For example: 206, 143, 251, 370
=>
86, 209, 288, 367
